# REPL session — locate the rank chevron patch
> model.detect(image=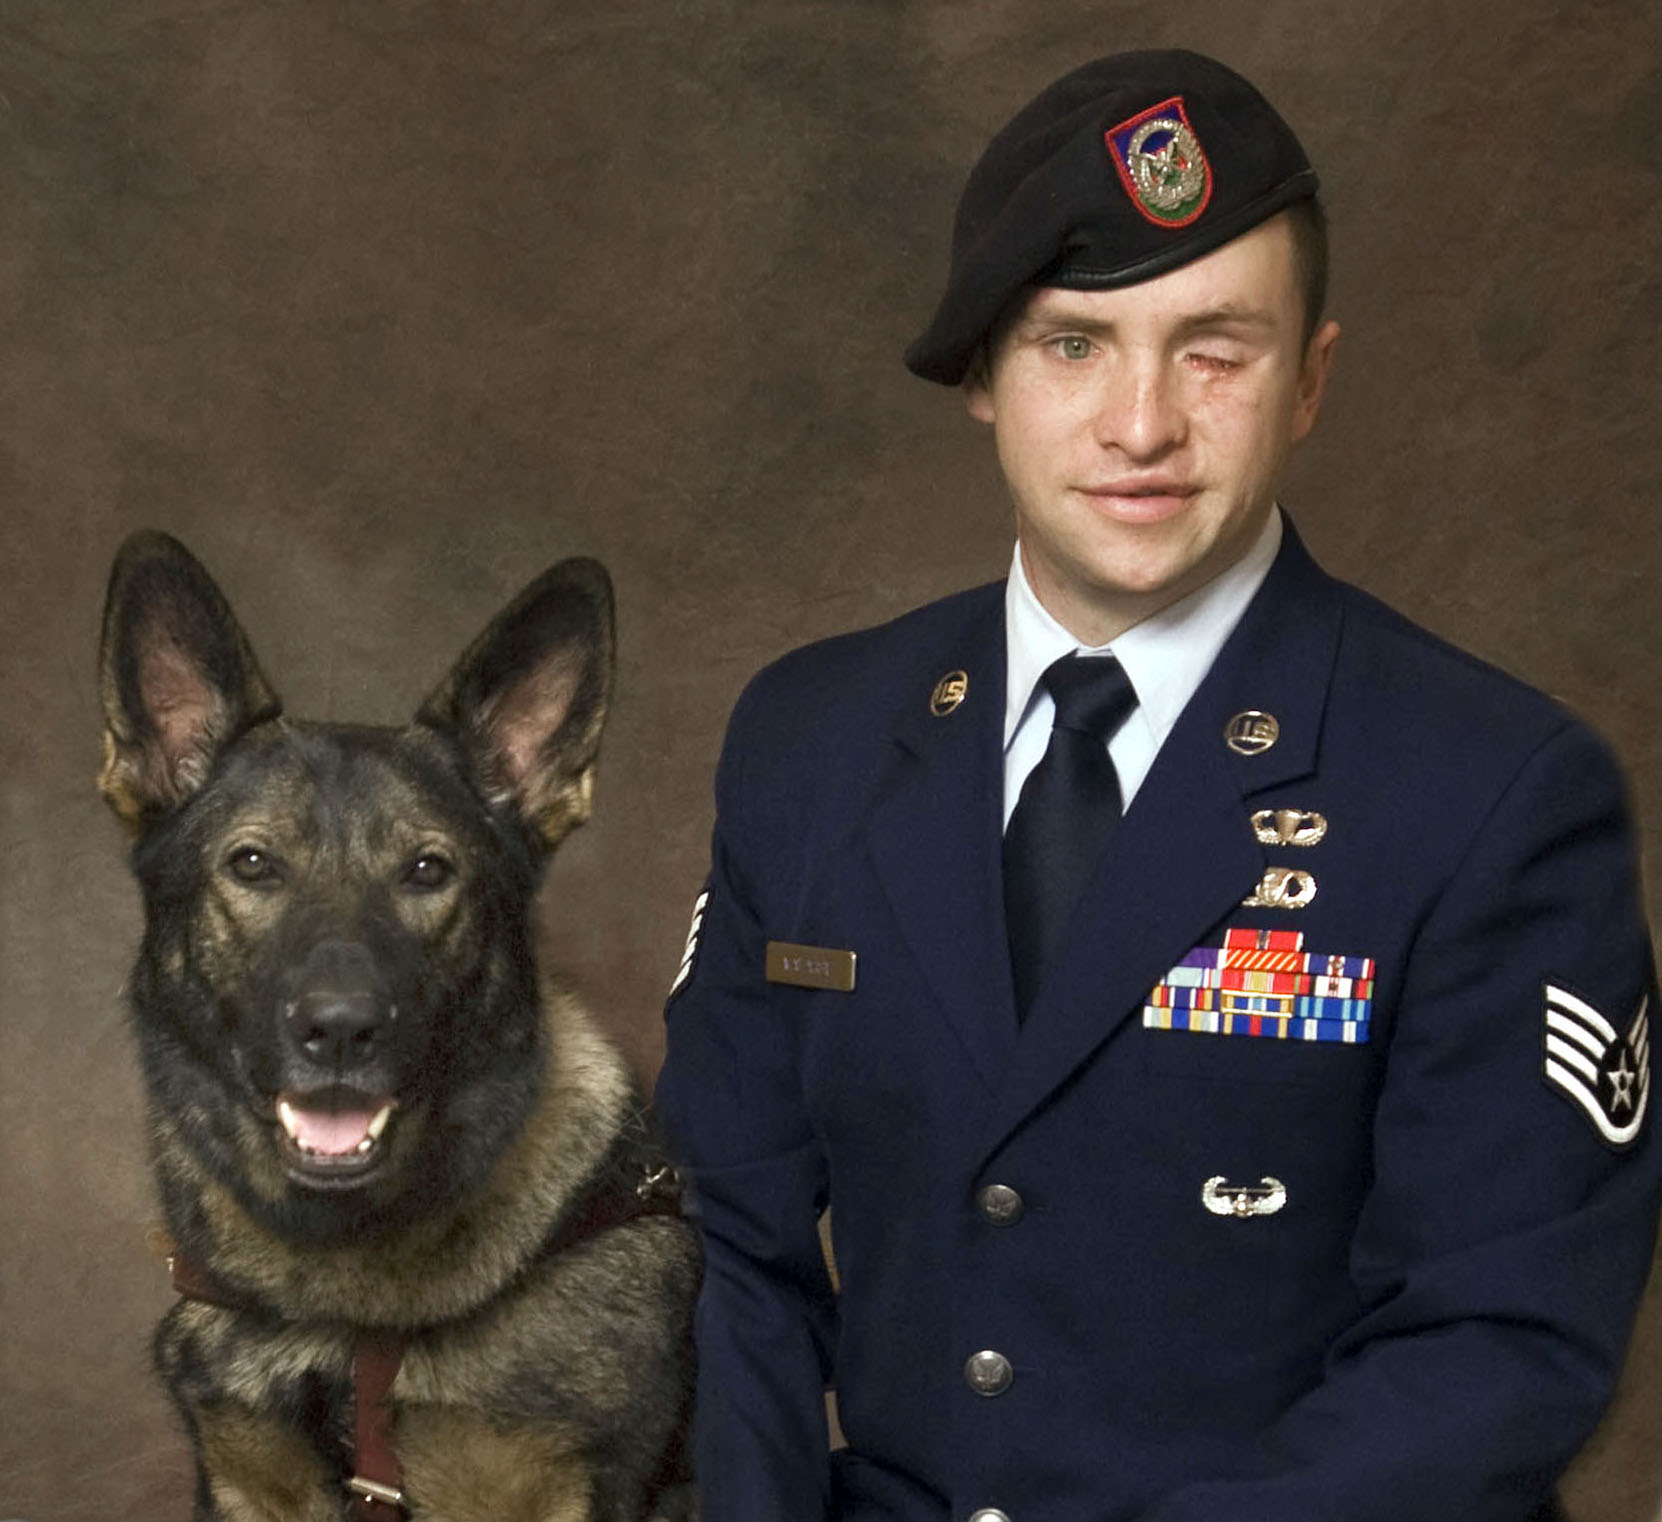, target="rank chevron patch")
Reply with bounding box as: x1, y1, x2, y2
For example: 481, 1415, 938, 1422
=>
668, 887, 709, 1000
1543, 983, 1650, 1150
